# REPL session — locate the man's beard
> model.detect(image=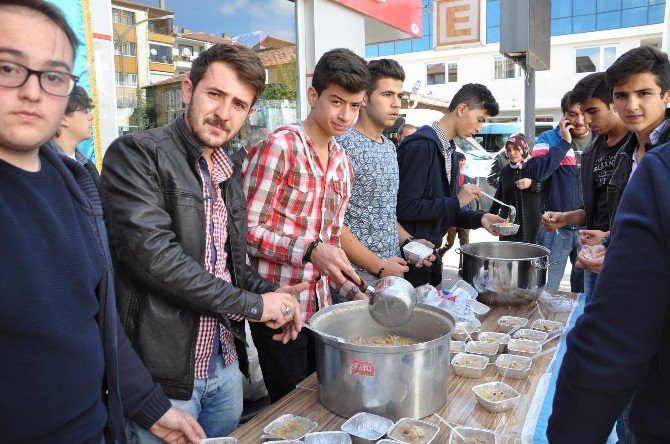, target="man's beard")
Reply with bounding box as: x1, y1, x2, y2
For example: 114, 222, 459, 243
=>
188, 112, 233, 149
